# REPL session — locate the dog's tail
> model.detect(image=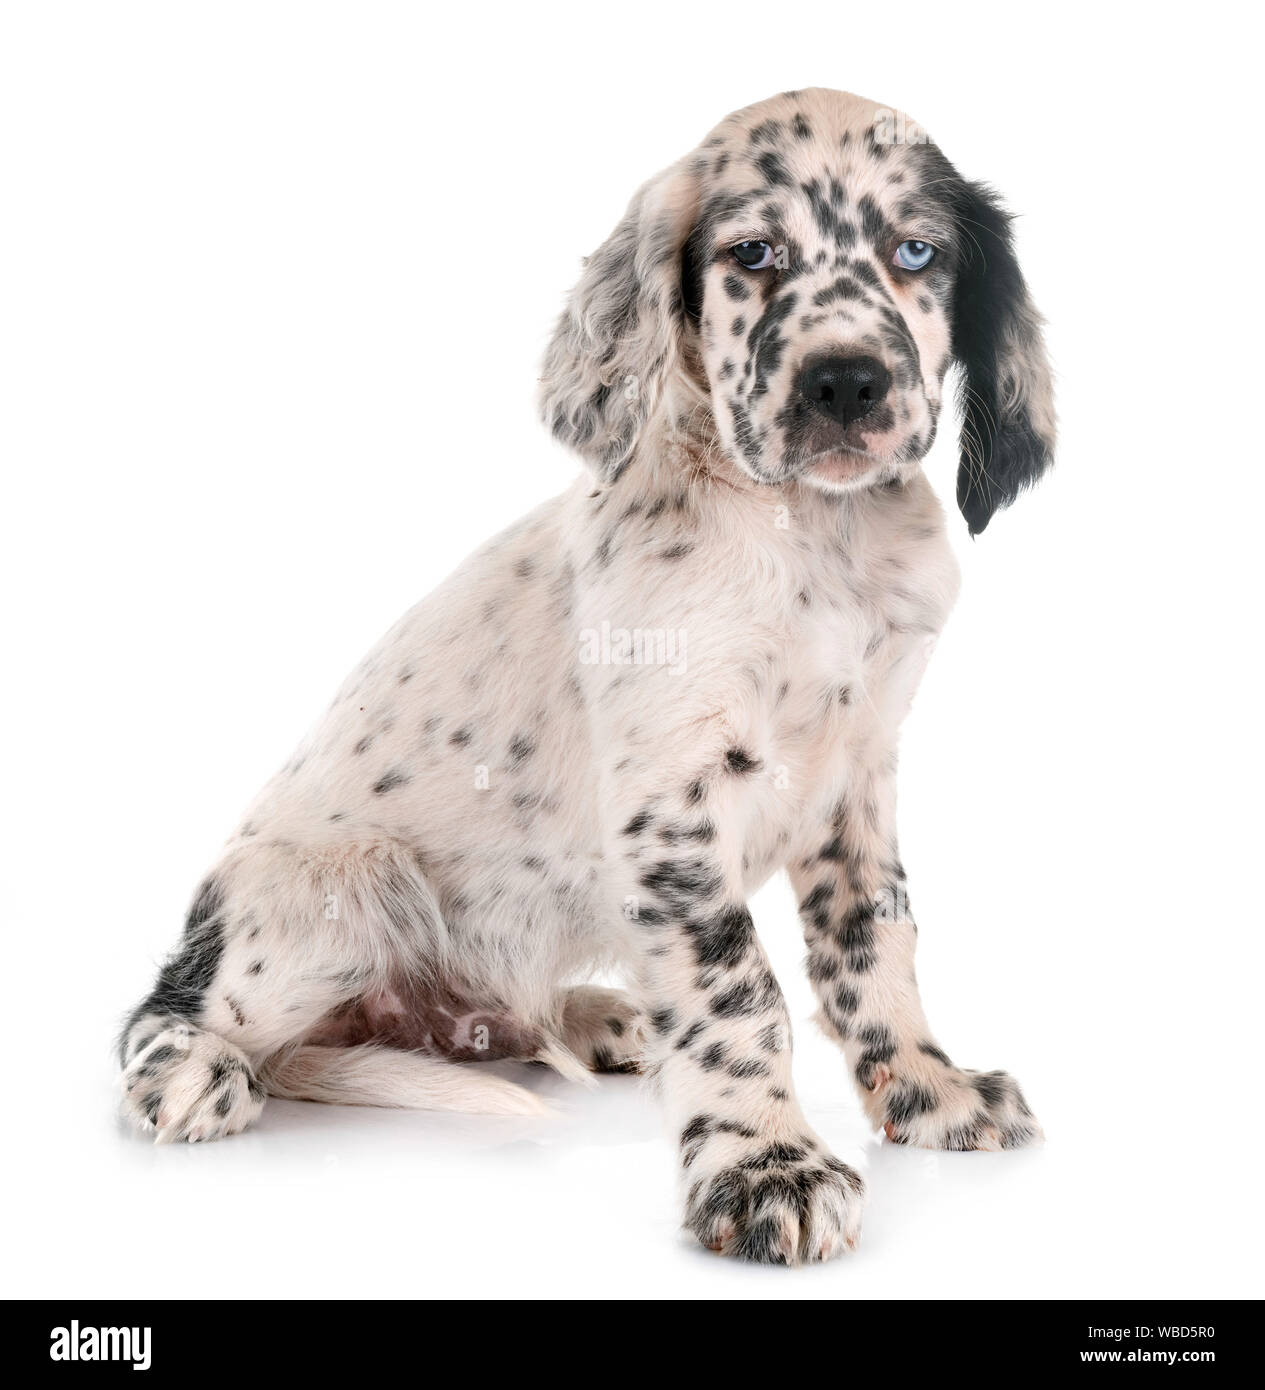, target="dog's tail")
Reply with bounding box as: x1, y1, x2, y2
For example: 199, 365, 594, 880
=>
259, 1043, 551, 1117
